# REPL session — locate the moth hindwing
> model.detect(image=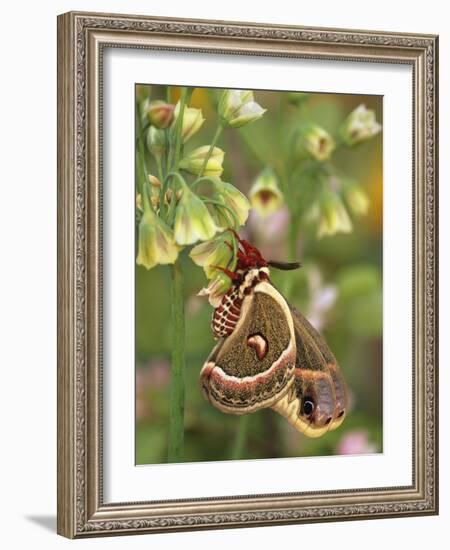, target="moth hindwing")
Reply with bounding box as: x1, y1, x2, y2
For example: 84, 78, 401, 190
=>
271, 305, 348, 437
200, 275, 297, 414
